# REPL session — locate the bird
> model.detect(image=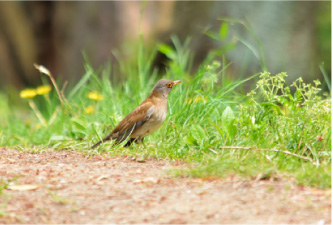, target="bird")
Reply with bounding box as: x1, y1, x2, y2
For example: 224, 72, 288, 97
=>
91, 79, 182, 149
